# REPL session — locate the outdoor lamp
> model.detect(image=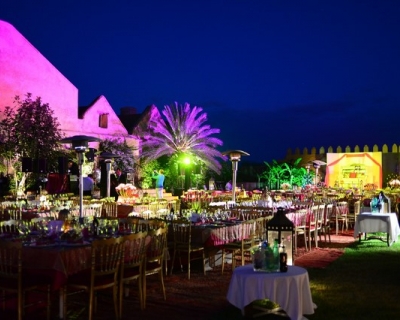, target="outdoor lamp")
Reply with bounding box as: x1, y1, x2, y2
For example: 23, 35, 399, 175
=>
60, 135, 101, 221
312, 160, 326, 186
266, 207, 294, 265
222, 150, 250, 203
99, 152, 120, 198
